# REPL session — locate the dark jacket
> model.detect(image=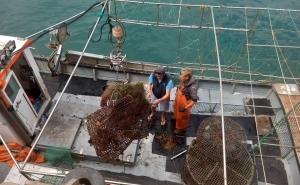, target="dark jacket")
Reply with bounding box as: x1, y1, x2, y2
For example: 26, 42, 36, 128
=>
182, 75, 198, 102
152, 73, 172, 99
